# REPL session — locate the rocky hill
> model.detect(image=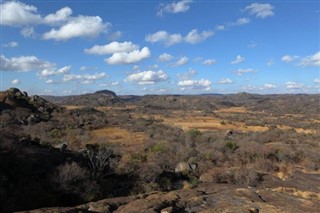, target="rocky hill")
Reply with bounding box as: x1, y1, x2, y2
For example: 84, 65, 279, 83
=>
0, 88, 59, 125
43, 89, 122, 106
